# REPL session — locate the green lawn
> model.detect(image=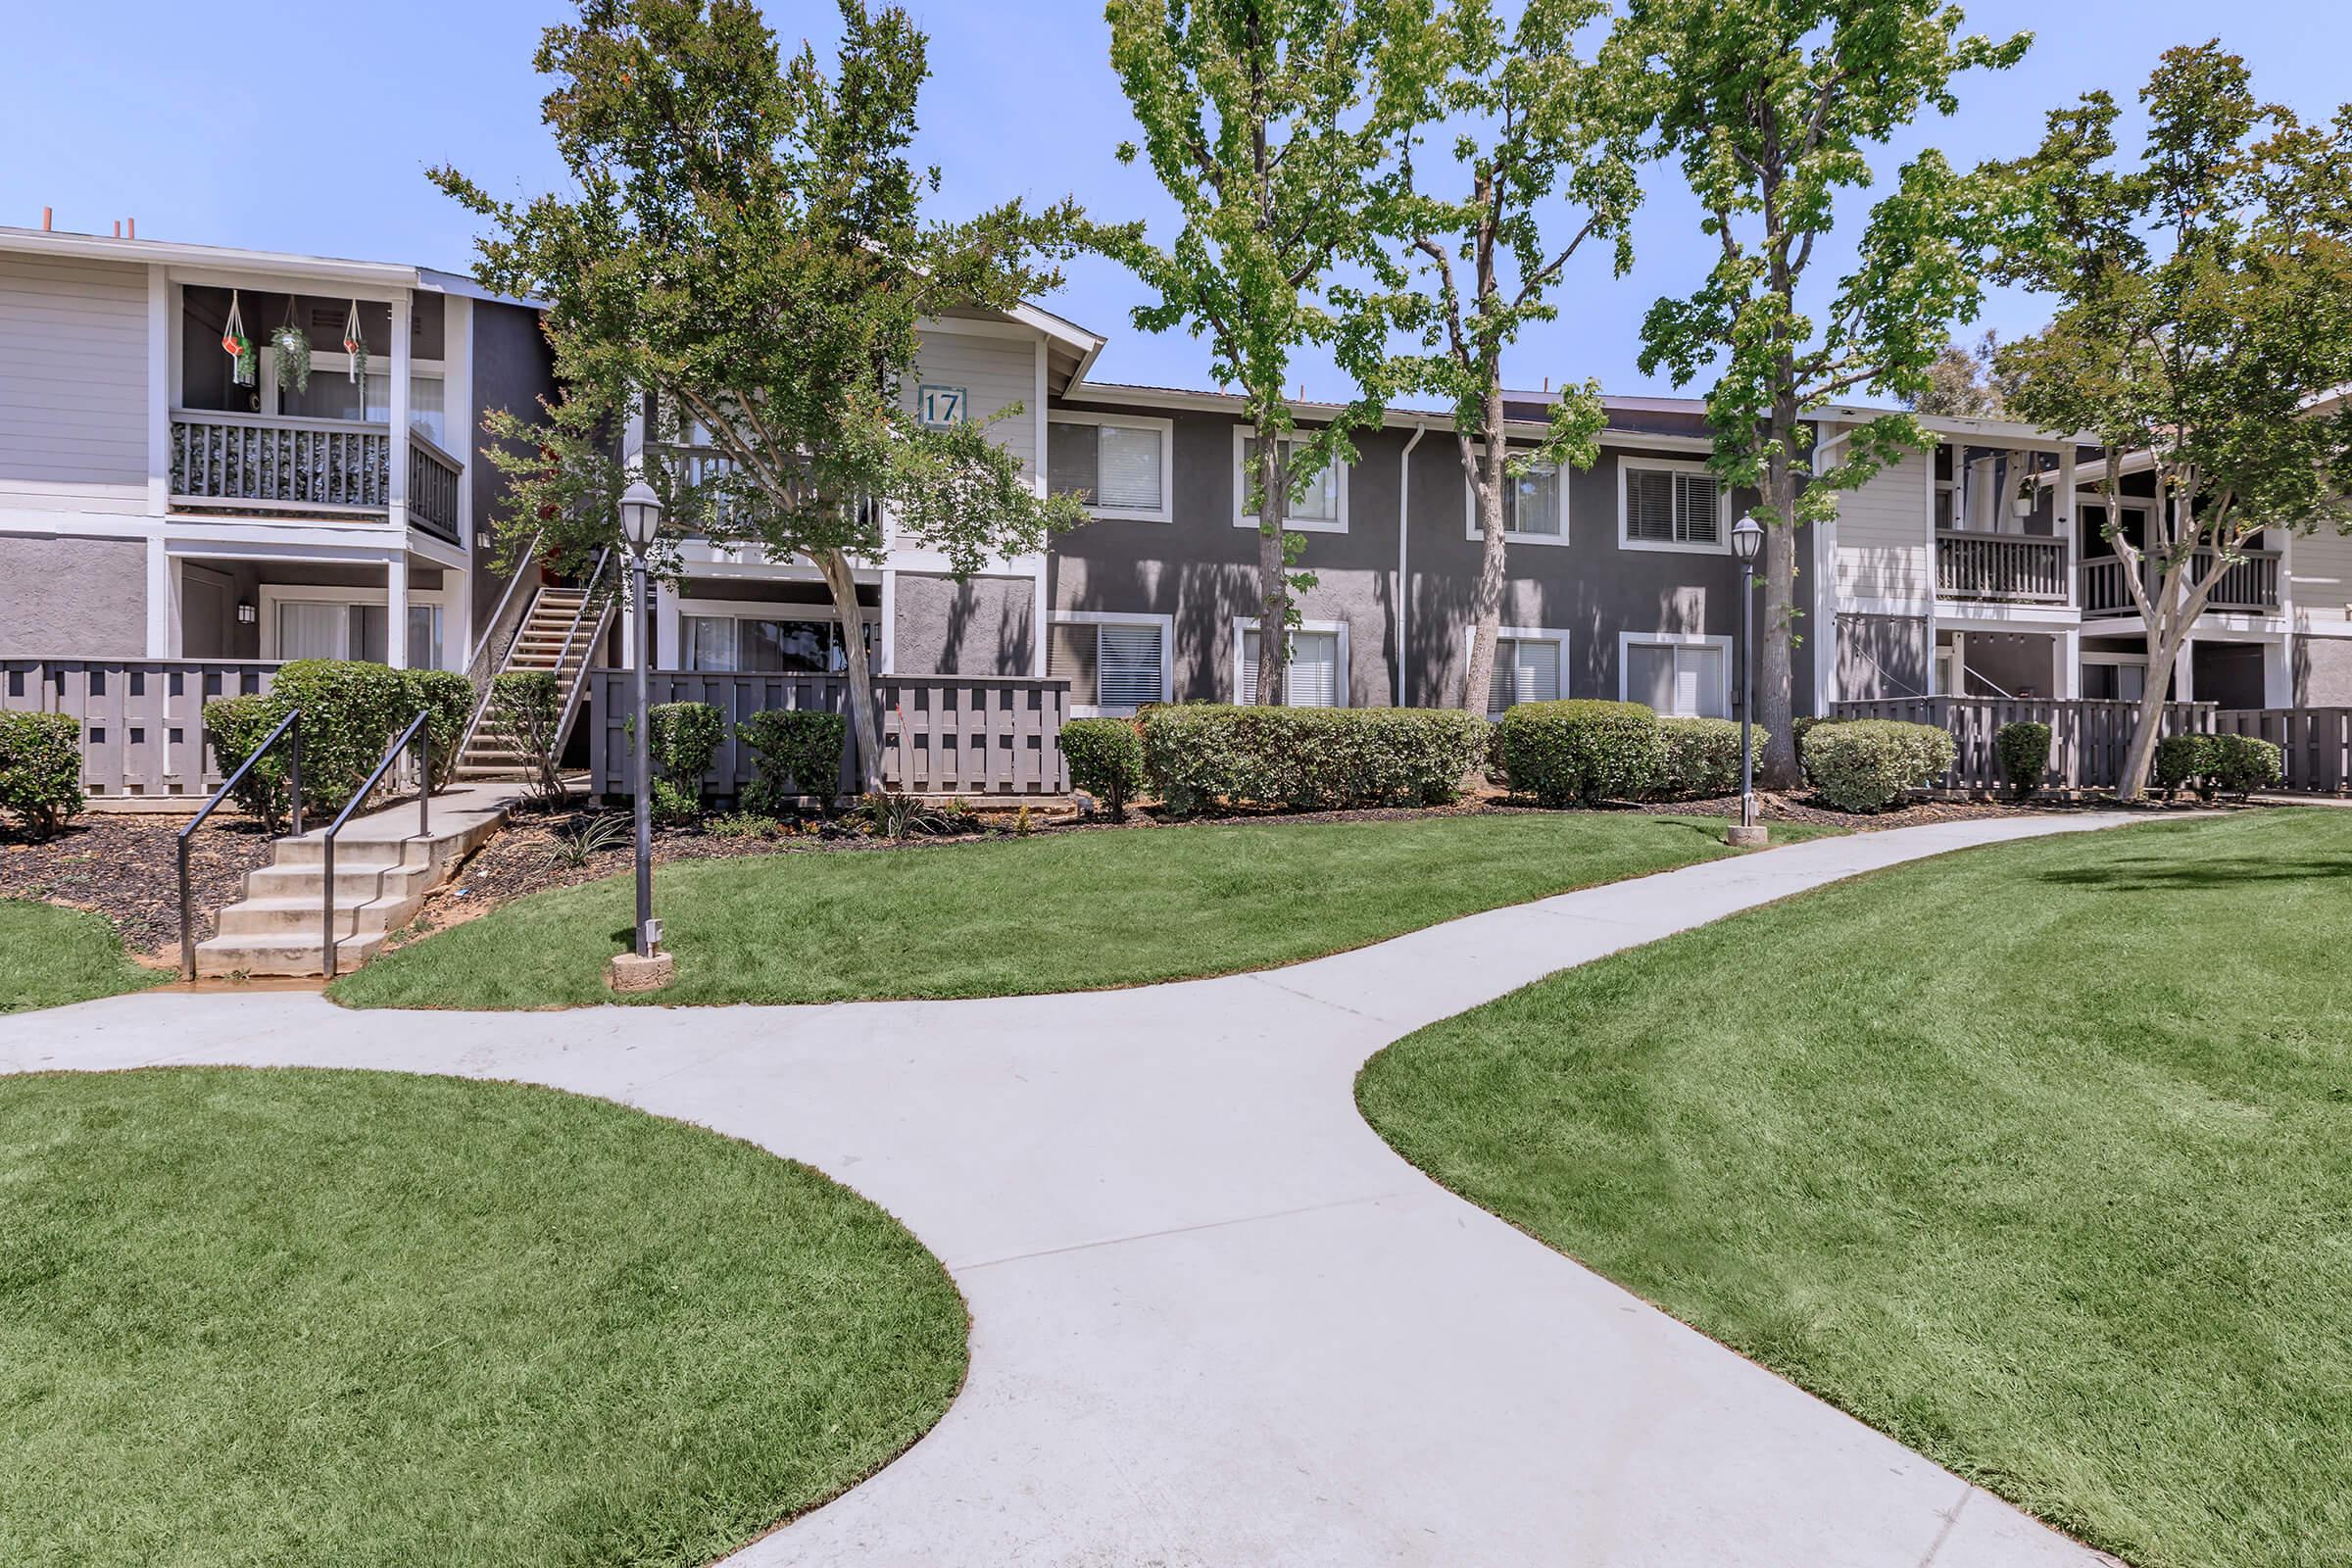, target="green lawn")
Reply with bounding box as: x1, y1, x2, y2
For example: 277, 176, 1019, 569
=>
0, 899, 168, 1013
0, 1068, 966, 1568
1357, 810, 2352, 1568
332, 813, 1830, 1009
